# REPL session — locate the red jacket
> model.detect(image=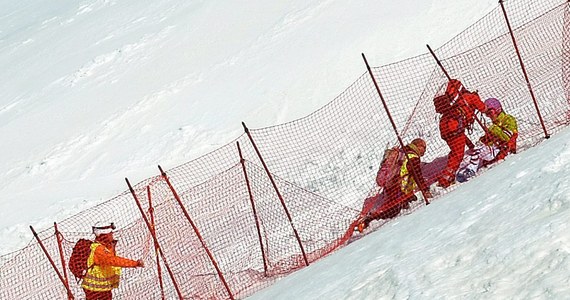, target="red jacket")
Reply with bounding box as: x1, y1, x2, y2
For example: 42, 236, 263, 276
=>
439, 91, 486, 140
455, 91, 486, 128
439, 110, 464, 141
